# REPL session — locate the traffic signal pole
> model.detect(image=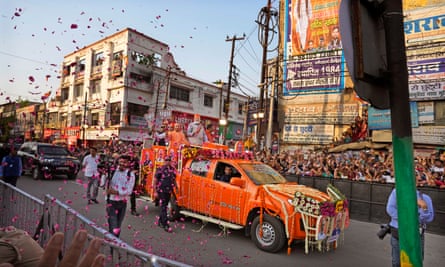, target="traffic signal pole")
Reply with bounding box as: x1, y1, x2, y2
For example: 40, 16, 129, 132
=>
383, 1, 422, 266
